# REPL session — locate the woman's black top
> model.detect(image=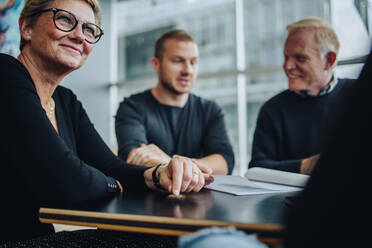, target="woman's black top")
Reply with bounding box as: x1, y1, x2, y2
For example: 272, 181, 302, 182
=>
0, 53, 148, 242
